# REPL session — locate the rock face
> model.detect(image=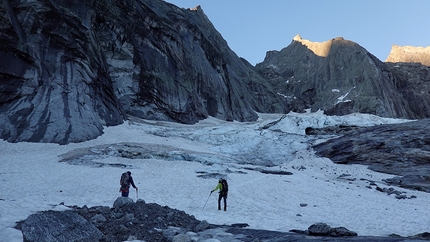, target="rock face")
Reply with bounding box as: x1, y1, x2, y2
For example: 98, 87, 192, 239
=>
312, 119, 430, 193
255, 35, 430, 120
0, 0, 286, 144
102, 1, 286, 124
386, 62, 430, 118
386, 45, 430, 66
0, 0, 127, 144
307, 222, 357, 237
19, 200, 422, 242
20, 210, 103, 242
17, 198, 204, 242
